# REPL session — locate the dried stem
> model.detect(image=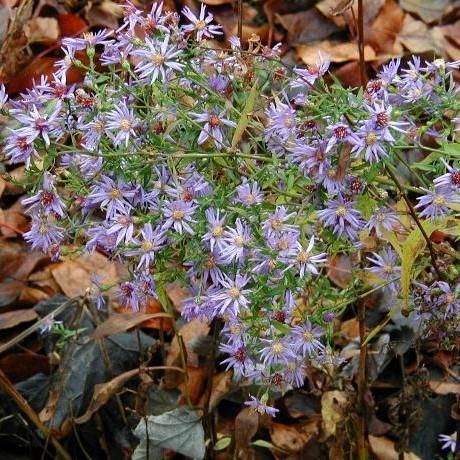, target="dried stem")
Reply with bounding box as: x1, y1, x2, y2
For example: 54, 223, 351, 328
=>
357, 0, 367, 86
357, 302, 368, 460
0, 368, 72, 460
237, 0, 243, 42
